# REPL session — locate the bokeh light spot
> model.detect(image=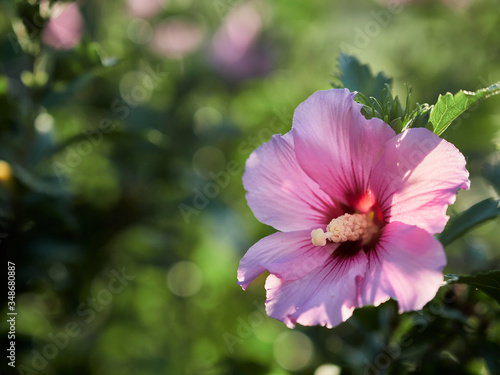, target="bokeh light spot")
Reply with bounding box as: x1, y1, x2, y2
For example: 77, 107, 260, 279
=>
167, 261, 203, 297
193, 107, 222, 135
273, 330, 313, 371
315, 364, 342, 375
35, 112, 54, 133
120, 71, 153, 105
146, 129, 164, 145
192, 146, 226, 179
127, 18, 153, 44
47, 262, 69, 283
